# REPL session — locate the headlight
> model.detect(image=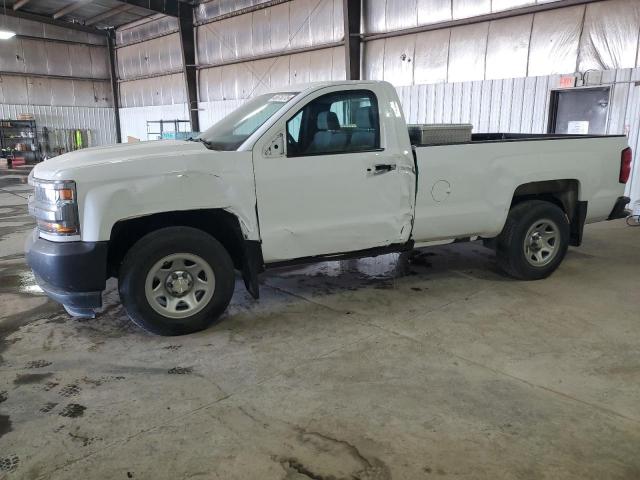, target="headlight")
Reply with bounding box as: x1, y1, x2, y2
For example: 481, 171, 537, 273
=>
28, 176, 80, 236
